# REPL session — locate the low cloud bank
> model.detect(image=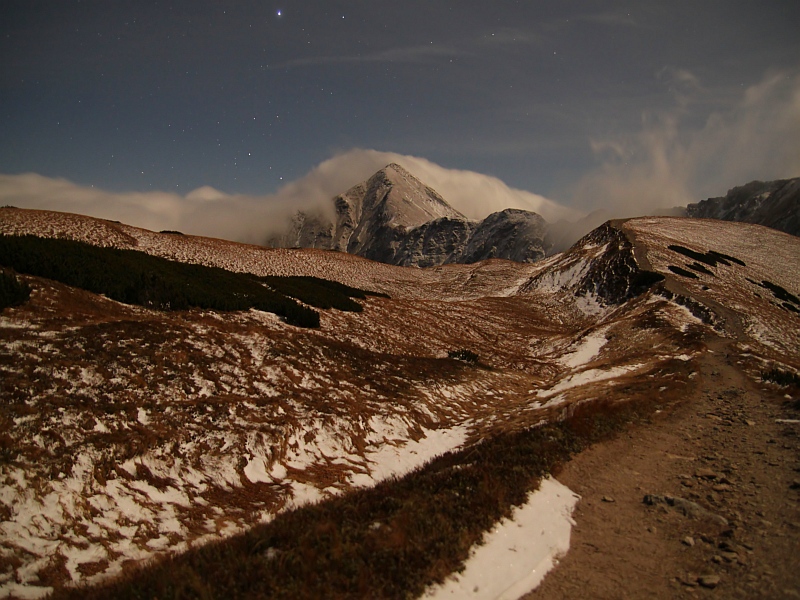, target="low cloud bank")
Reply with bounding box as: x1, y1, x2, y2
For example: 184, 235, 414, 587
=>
328, 150, 580, 223
0, 150, 577, 244
3, 68, 796, 248
0, 173, 286, 244
567, 68, 800, 216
